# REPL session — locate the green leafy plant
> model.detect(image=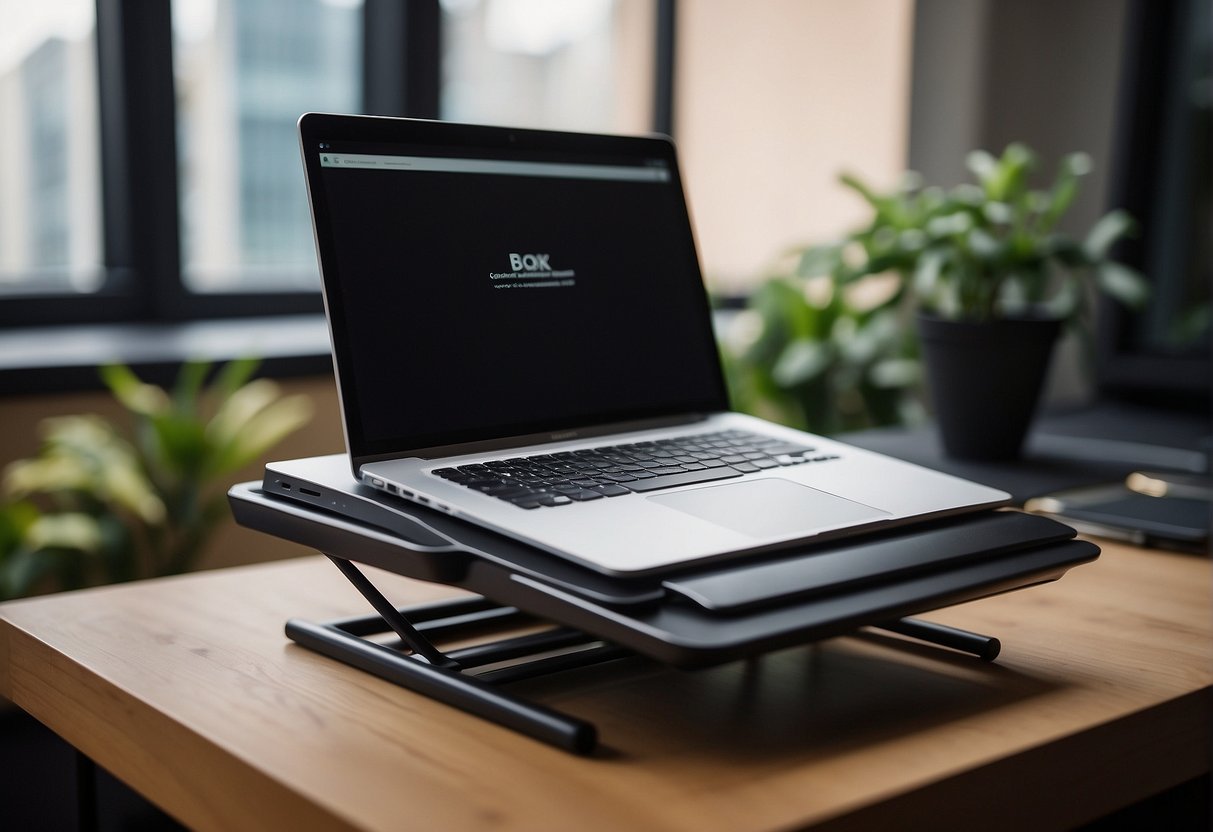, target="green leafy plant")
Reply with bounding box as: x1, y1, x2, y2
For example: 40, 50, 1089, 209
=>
719, 144, 1149, 437
718, 268, 923, 436
0, 359, 312, 599
797, 143, 1148, 323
